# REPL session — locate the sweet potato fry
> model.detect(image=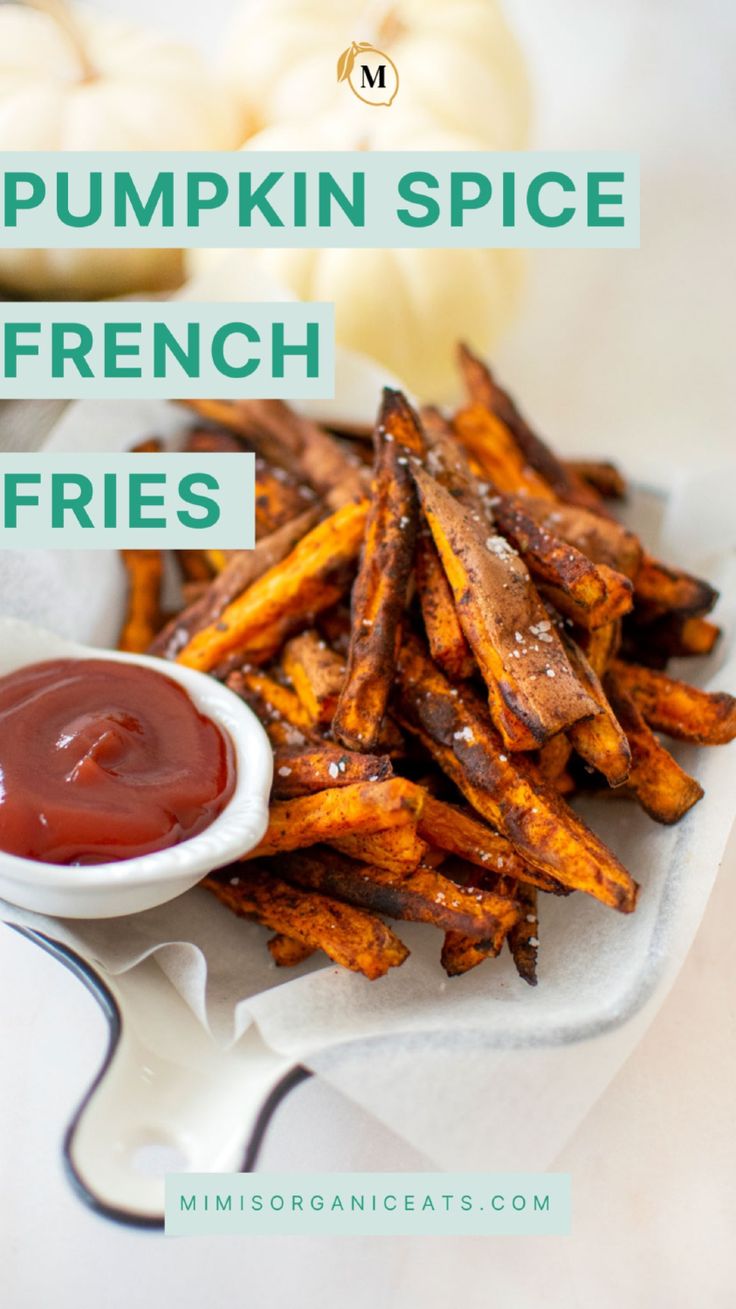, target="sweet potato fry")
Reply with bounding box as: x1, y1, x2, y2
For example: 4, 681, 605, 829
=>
604, 672, 704, 823
225, 667, 317, 749
415, 530, 476, 682
272, 744, 393, 798
563, 637, 632, 786
276, 848, 521, 939
414, 468, 599, 749
634, 554, 718, 622
205, 869, 408, 979
564, 459, 627, 500
231, 666, 317, 735
457, 343, 591, 506
282, 631, 345, 725
333, 392, 421, 751
493, 495, 633, 627
176, 499, 368, 672
176, 549, 214, 584
520, 498, 643, 579
506, 883, 539, 986
396, 634, 639, 911
150, 506, 321, 658
332, 823, 428, 874
452, 403, 556, 500
118, 550, 162, 653
576, 620, 622, 678
245, 778, 425, 859
537, 734, 575, 796
441, 928, 505, 976
609, 661, 736, 746
621, 614, 721, 668
267, 934, 315, 966
181, 399, 366, 507
418, 794, 568, 894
